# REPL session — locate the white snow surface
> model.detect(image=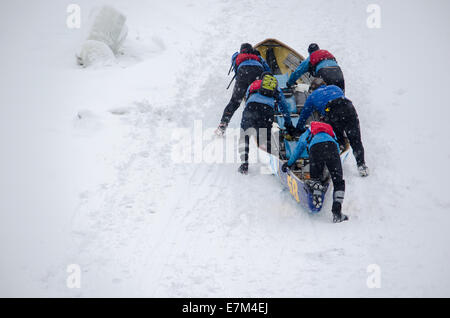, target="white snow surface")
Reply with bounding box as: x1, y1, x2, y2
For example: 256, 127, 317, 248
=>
1, 0, 450, 297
